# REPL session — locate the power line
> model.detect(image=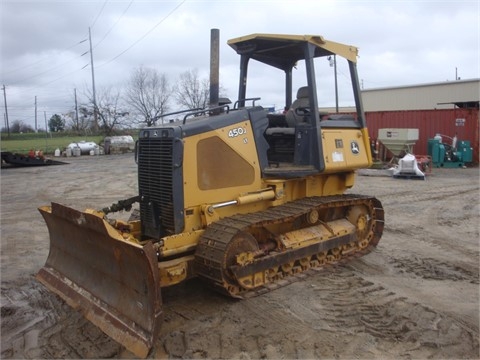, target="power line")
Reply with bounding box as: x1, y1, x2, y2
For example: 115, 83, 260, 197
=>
35, 66, 89, 88
3, 1, 132, 89
91, 0, 109, 29
3, 39, 88, 77
7, 52, 88, 86
4, 1, 184, 90
98, 0, 186, 68
3, 0, 107, 81
94, 0, 134, 49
